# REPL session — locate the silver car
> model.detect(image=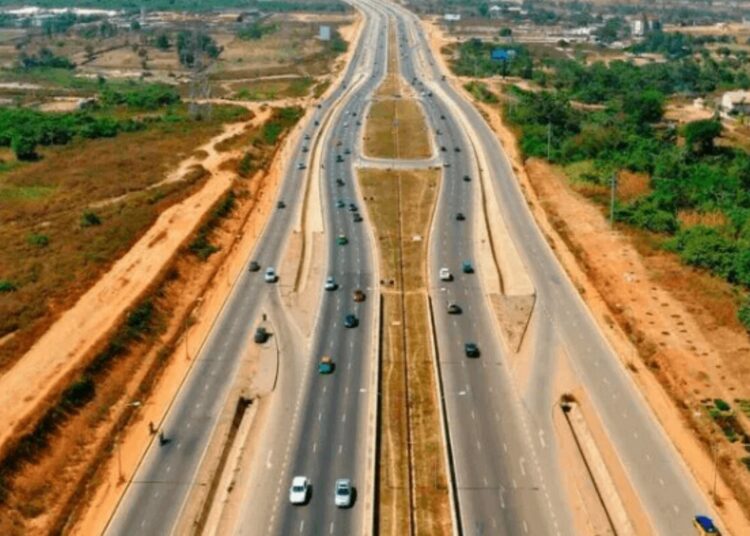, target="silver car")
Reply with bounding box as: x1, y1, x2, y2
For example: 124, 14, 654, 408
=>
334, 478, 353, 508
